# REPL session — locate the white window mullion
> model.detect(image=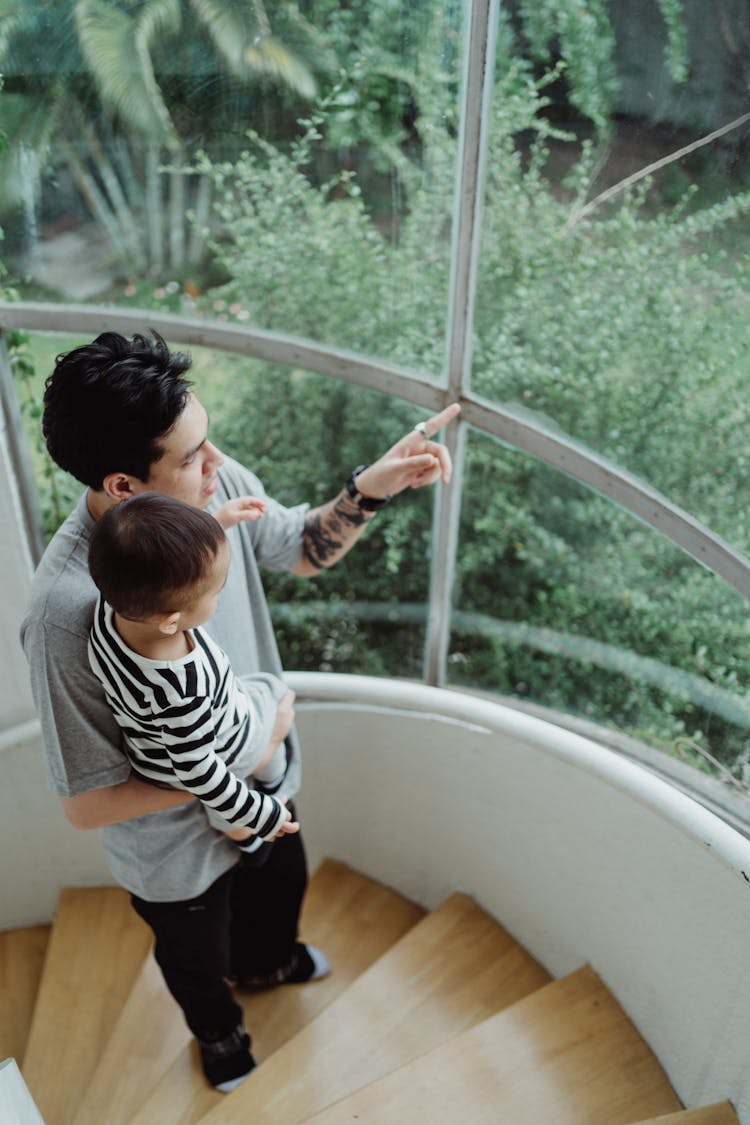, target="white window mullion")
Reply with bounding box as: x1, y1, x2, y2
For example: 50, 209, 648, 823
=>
424, 0, 500, 686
